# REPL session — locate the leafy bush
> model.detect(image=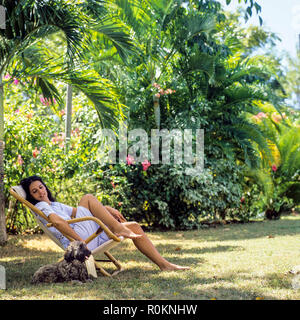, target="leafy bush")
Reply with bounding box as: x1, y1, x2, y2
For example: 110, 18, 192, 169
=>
244, 106, 300, 219
4, 86, 102, 232
92, 156, 254, 230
